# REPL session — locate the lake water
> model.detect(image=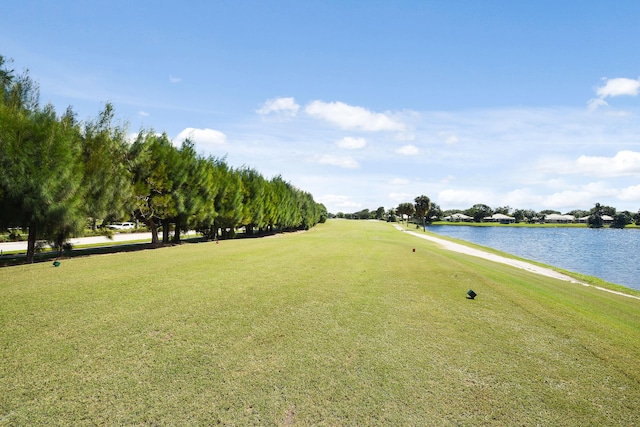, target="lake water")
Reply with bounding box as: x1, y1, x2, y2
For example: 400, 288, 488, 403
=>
425, 225, 640, 291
